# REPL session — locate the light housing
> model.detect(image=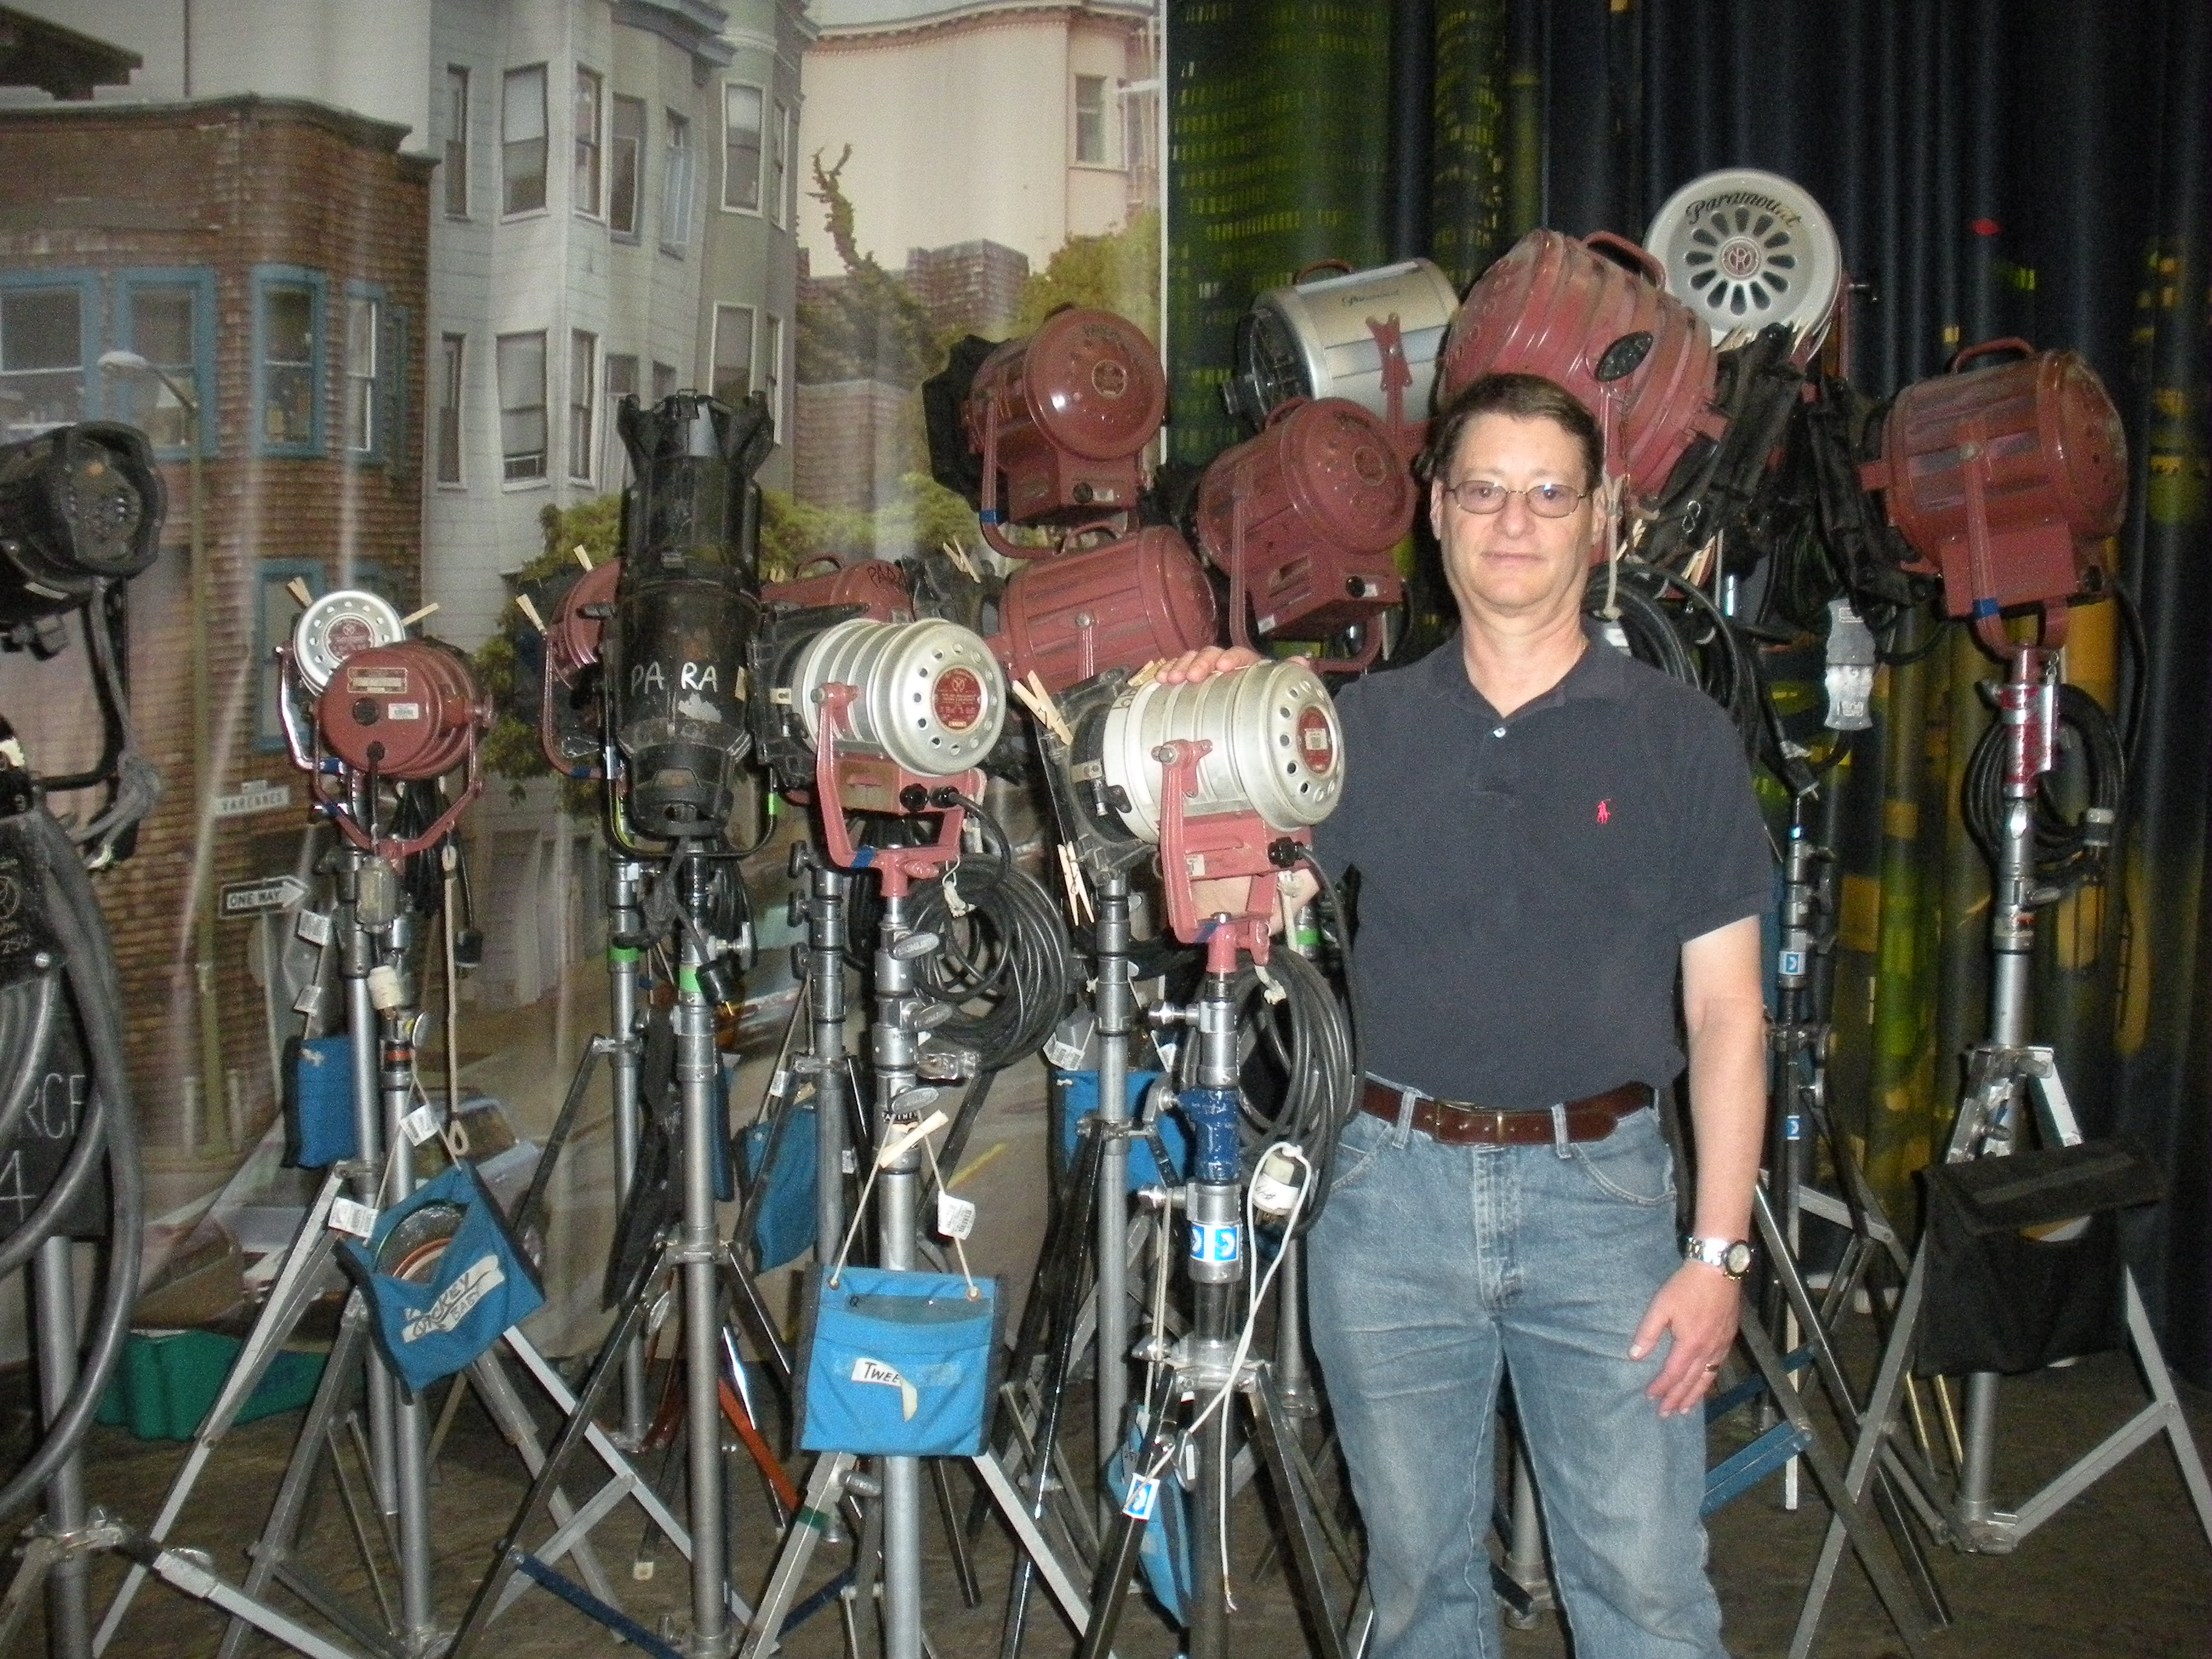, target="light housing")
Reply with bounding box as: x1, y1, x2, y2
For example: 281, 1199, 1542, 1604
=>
1227, 259, 1460, 435
990, 526, 1218, 695
0, 423, 163, 630
292, 589, 407, 695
